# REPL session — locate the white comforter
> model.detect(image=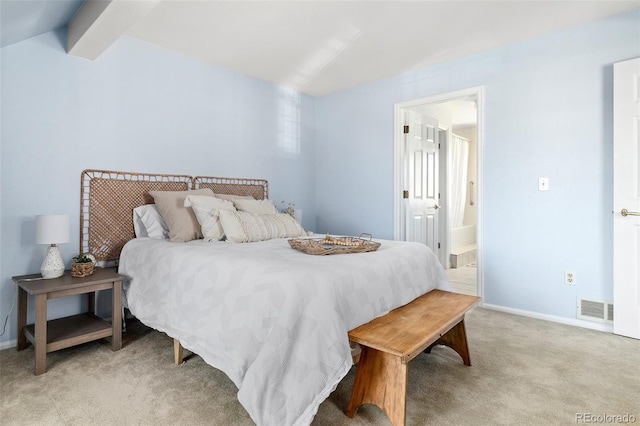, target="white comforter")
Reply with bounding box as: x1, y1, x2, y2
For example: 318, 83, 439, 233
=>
118, 236, 450, 426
